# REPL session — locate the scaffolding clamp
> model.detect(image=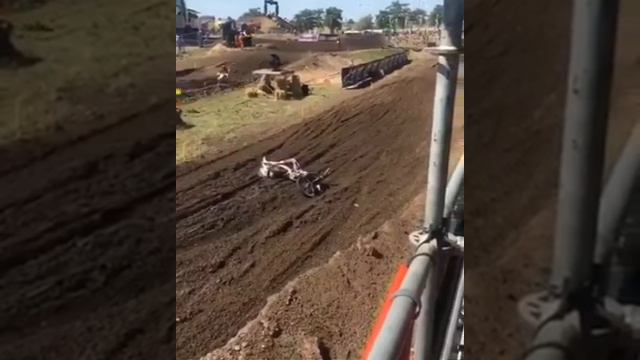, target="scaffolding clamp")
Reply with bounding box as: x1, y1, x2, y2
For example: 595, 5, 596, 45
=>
392, 289, 422, 318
